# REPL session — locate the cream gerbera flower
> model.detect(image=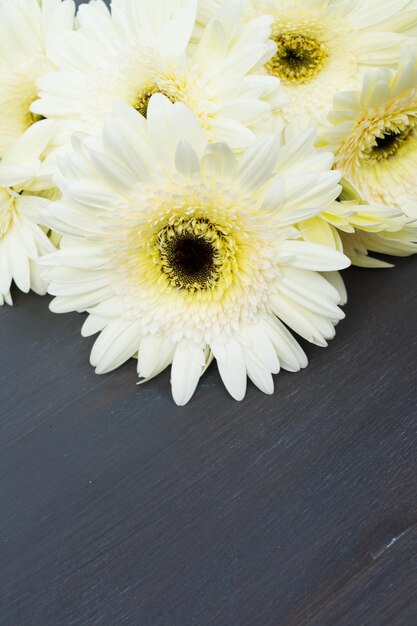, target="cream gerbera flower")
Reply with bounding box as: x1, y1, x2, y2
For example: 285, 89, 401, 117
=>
41, 96, 349, 405
198, 0, 417, 128
323, 48, 417, 218
340, 226, 417, 268
0, 121, 57, 305
299, 180, 417, 265
33, 0, 287, 152
0, 0, 75, 159
263, 127, 416, 262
